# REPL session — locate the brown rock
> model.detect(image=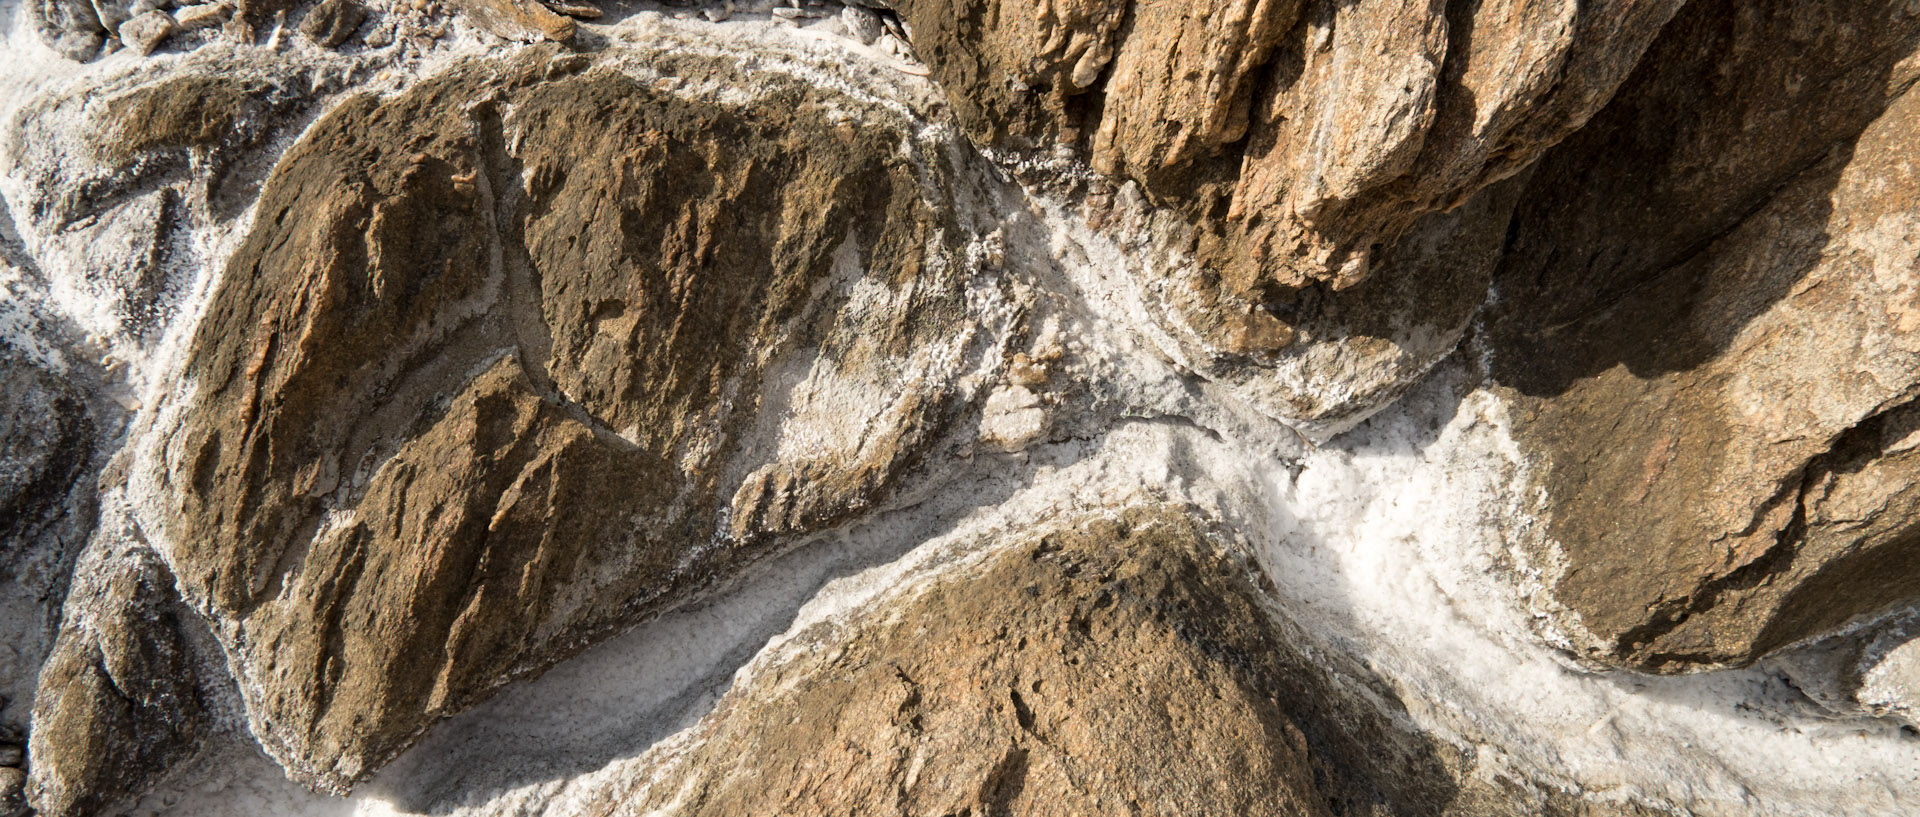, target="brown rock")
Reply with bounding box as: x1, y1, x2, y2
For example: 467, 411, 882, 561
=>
892, 0, 1682, 430
614, 508, 1466, 816
1484, 0, 1920, 670
25, 546, 204, 817
144, 50, 1000, 790
116, 8, 176, 54
452, 0, 575, 42
298, 0, 364, 47
171, 1, 229, 31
